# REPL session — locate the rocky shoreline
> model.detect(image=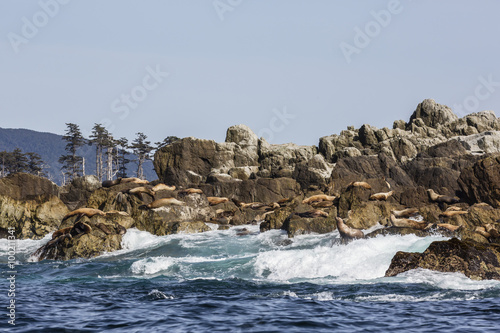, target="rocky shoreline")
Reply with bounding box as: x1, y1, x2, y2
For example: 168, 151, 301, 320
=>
3, 99, 500, 280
